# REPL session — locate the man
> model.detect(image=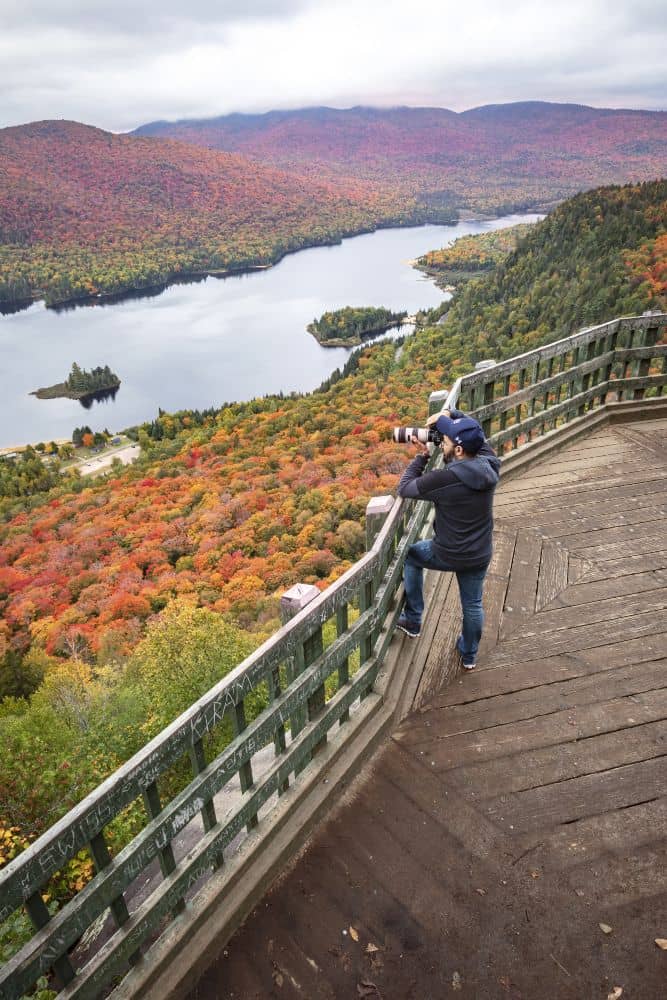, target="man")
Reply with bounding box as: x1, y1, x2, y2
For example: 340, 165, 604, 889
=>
396, 408, 500, 670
